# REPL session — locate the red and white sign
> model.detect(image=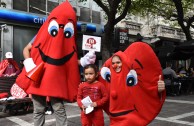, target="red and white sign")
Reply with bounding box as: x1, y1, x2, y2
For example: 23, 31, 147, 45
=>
82, 35, 101, 52
10, 83, 27, 98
